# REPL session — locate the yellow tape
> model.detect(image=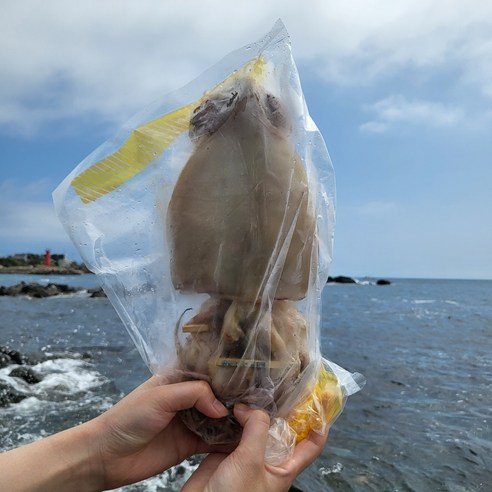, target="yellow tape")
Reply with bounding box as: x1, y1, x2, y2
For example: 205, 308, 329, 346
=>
72, 57, 266, 204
